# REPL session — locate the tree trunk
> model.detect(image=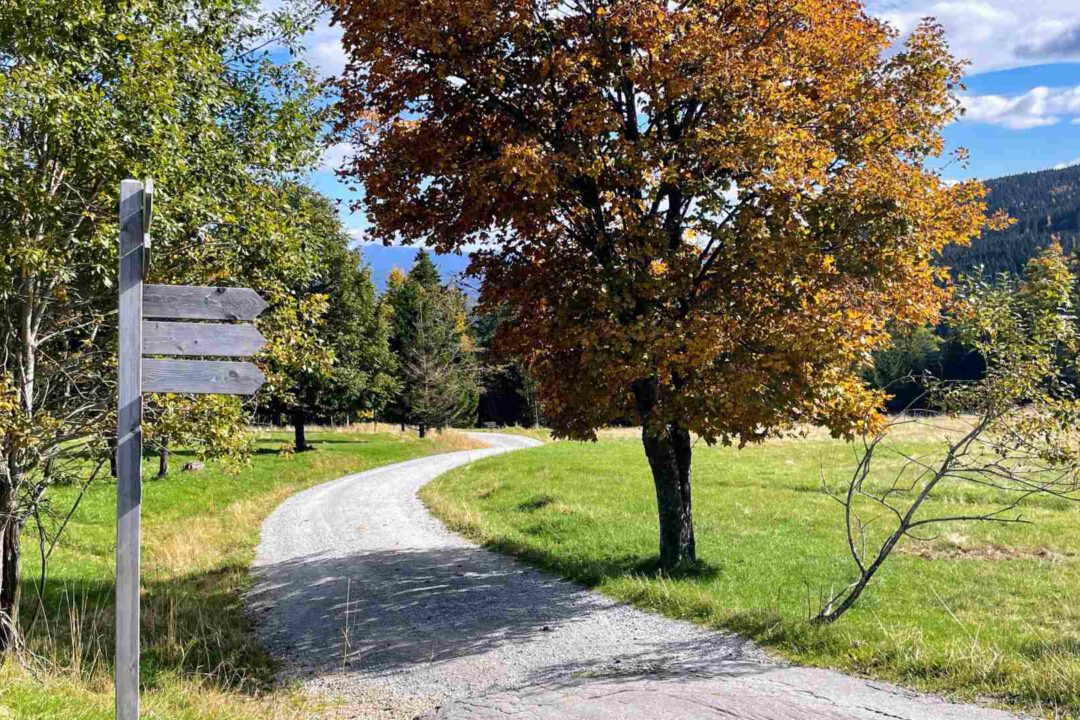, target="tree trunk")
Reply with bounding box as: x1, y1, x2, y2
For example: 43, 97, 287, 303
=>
293, 411, 308, 452
158, 440, 169, 478
633, 379, 695, 571
0, 487, 22, 653
108, 435, 118, 478
418, 423, 427, 439
816, 523, 908, 623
